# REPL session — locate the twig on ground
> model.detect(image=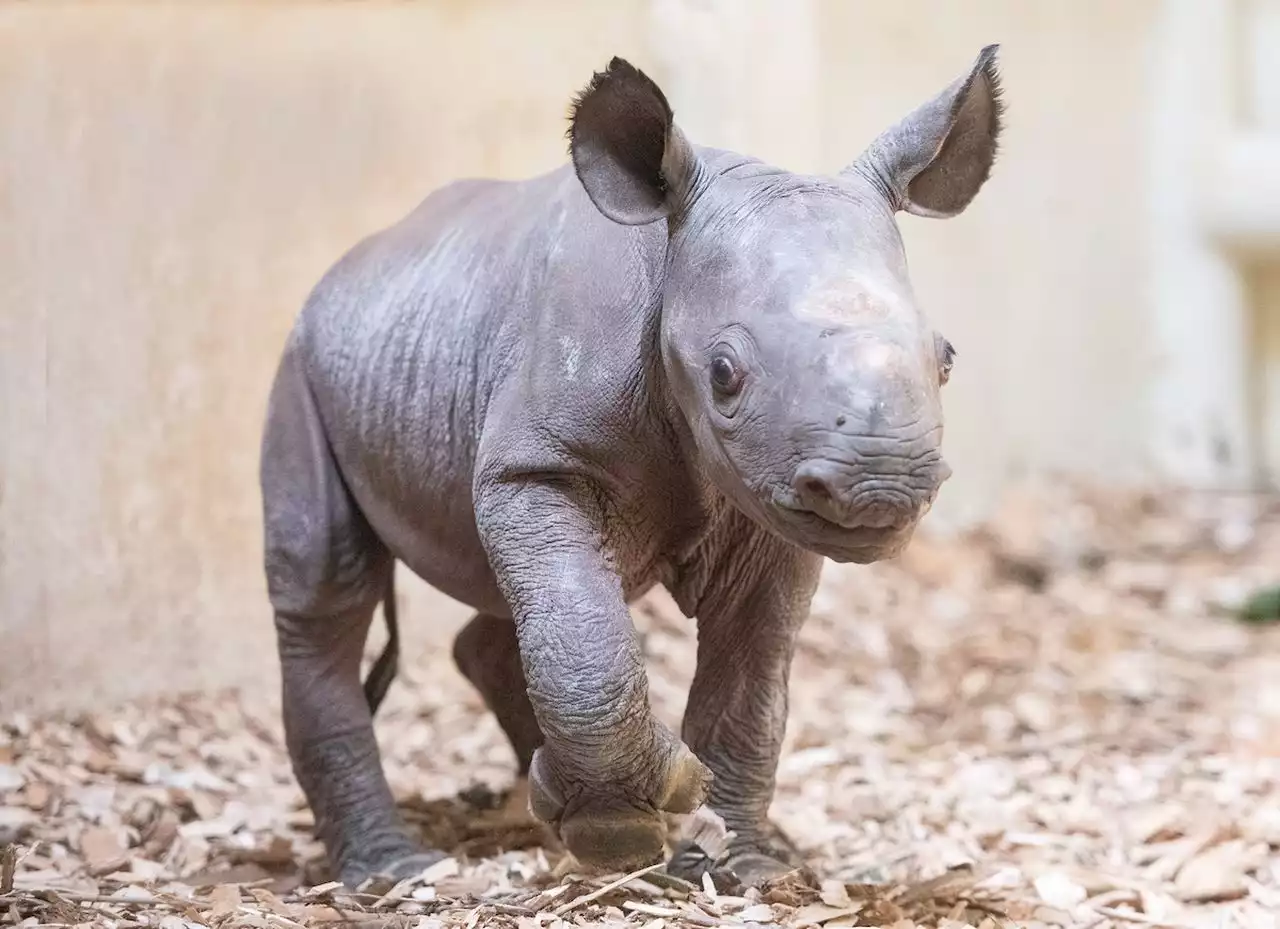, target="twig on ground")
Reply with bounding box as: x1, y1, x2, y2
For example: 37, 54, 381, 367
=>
553, 861, 665, 915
